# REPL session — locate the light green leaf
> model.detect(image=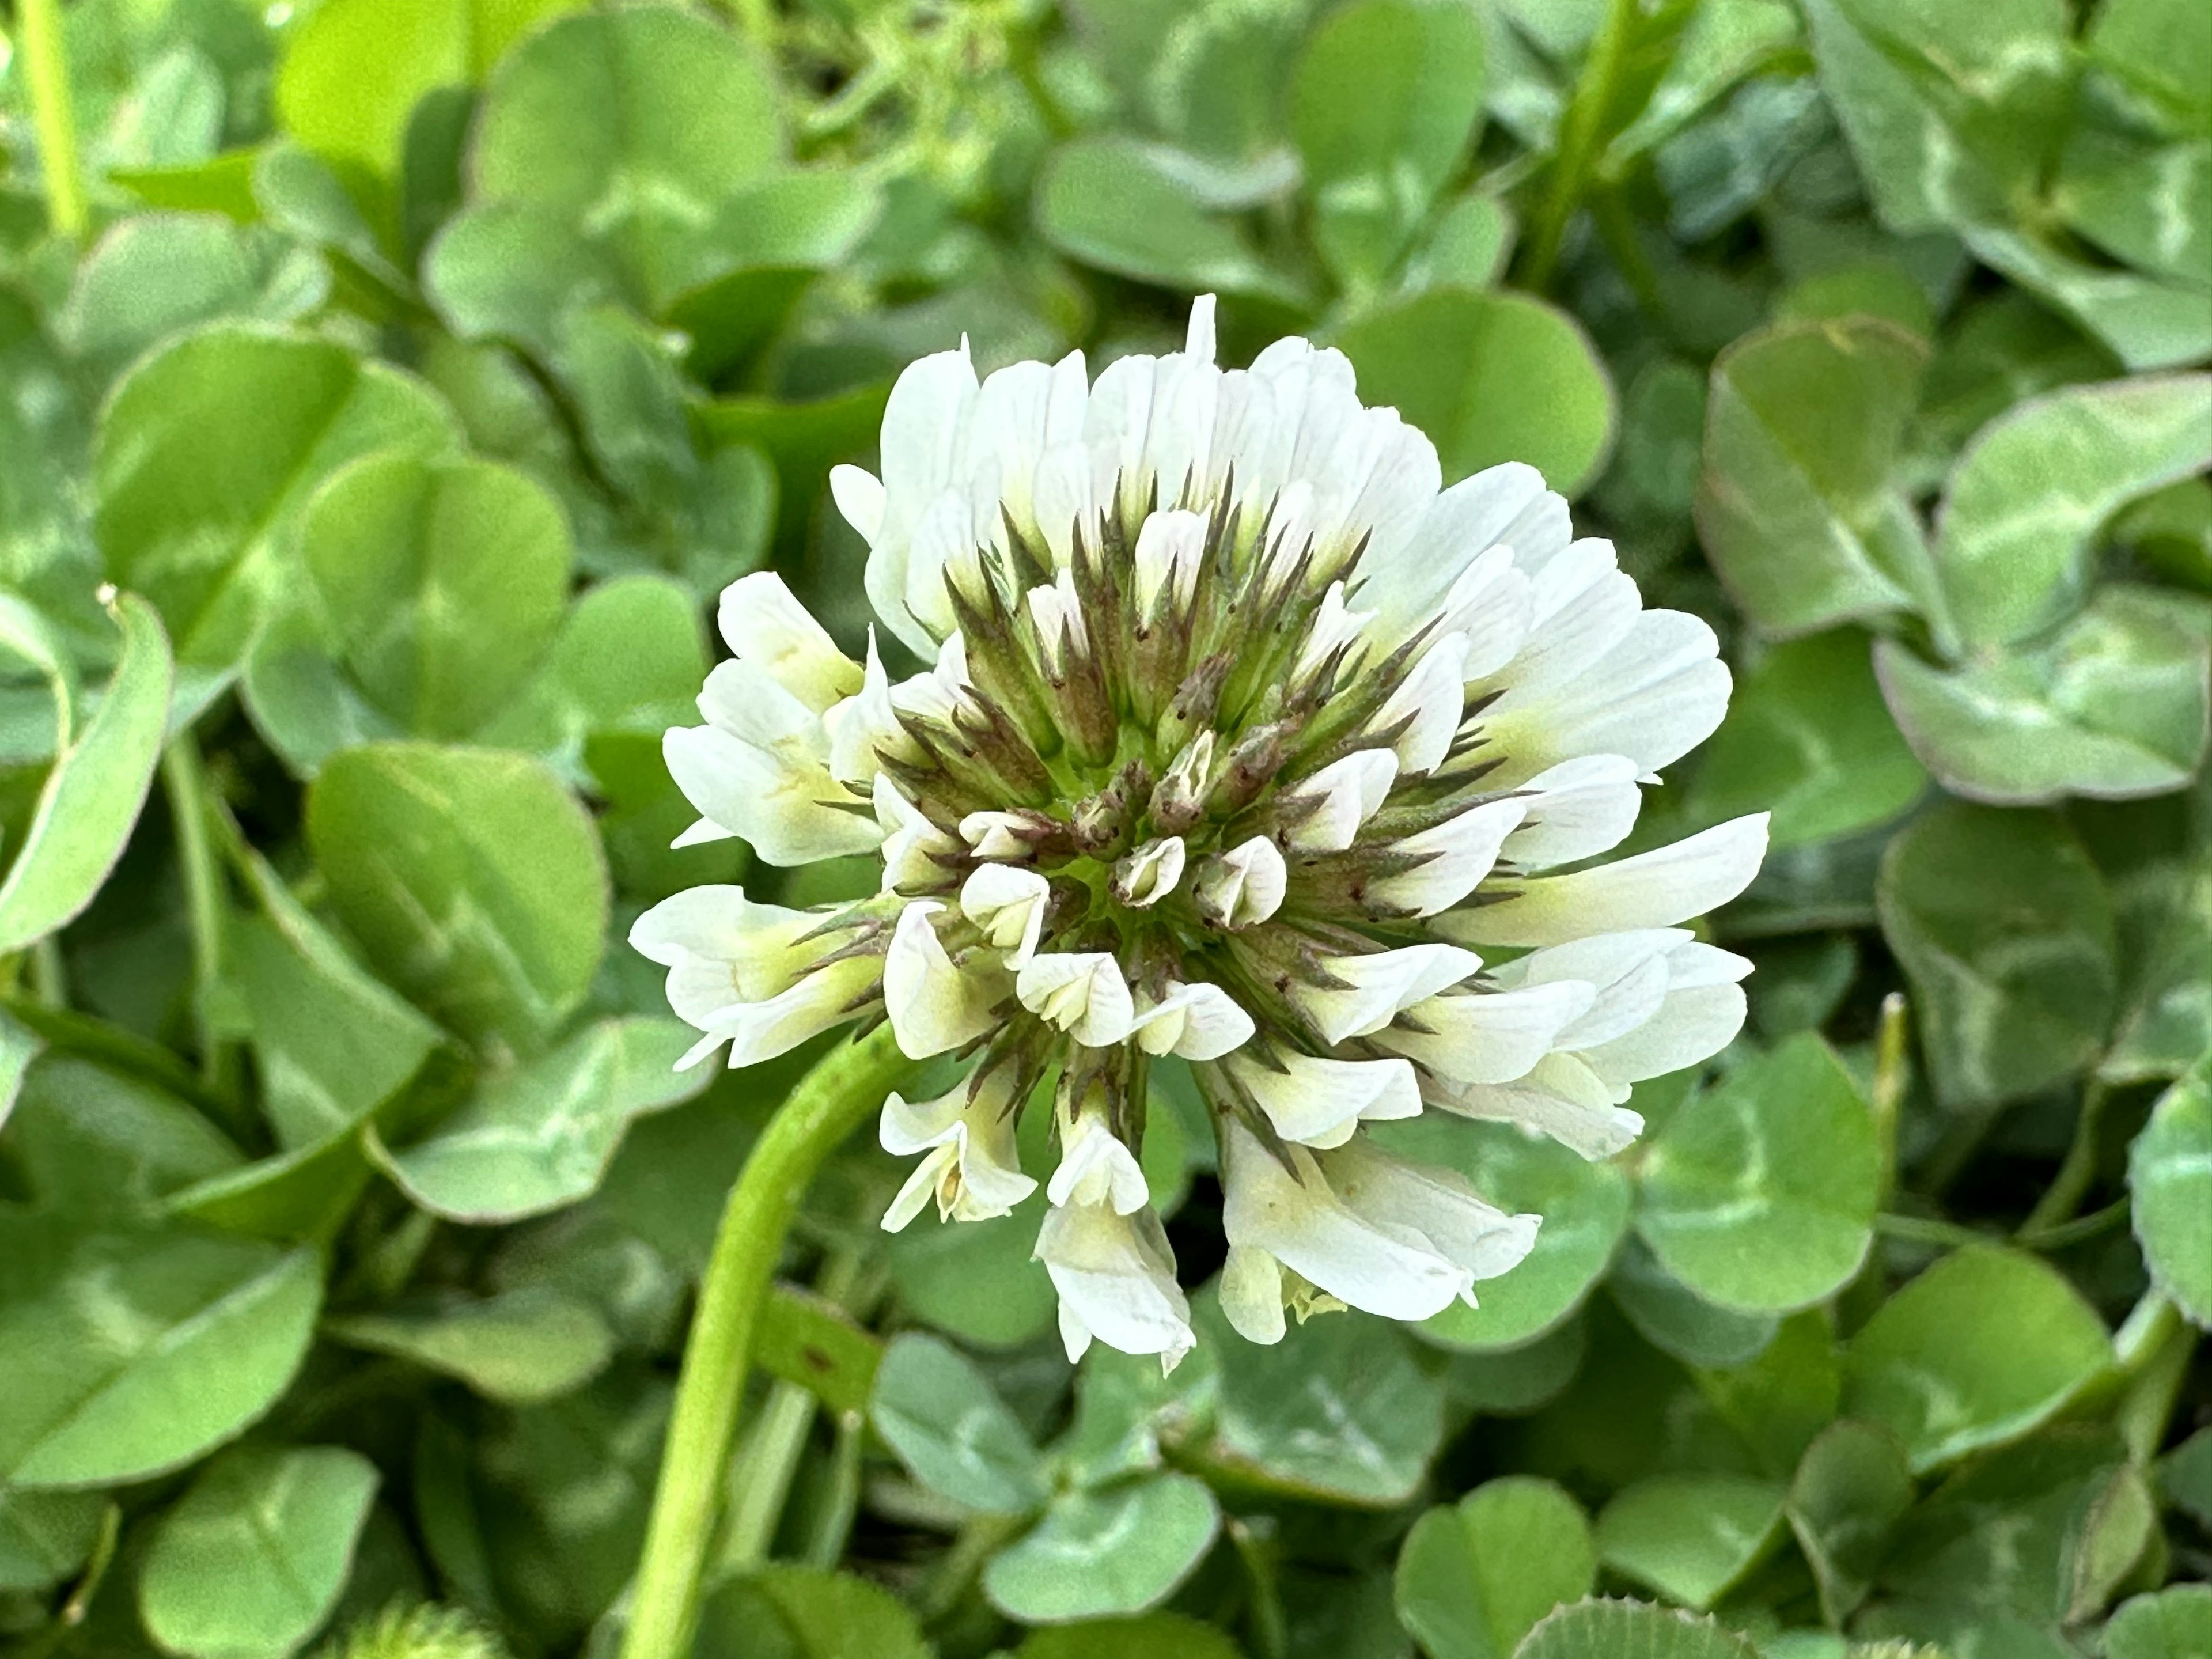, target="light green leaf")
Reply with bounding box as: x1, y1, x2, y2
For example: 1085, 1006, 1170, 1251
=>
1290, 0, 1485, 290
2106, 1587, 2212, 1659
2103, 855, 2212, 1085
165, 1124, 377, 1244
983, 1474, 1221, 1624
1841, 1247, 2112, 1471
0, 593, 172, 955
754, 1286, 882, 1419
1963, 220, 2212, 373
306, 742, 609, 1056
1608, 1237, 1781, 1369
278, 0, 585, 176
1637, 1033, 1879, 1313
886, 1205, 1059, 1350
0, 1217, 323, 1487
1596, 1474, 1787, 1610
6, 1054, 241, 1217
1875, 803, 2116, 1108
1338, 288, 1616, 493
1693, 317, 1935, 639
378, 1016, 707, 1222
1374, 1113, 1628, 1352
0, 1488, 107, 1594
325, 1286, 615, 1404
1035, 137, 1299, 301
870, 1332, 1047, 1516
1688, 630, 1925, 848
1876, 590, 2212, 805
1934, 374, 2212, 647
1013, 1612, 1245, 1659
1512, 1598, 1762, 1659
2128, 1064, 2212, 1327
139, 1446, 378, 1659
94, 327, 458, 669
1786, 1419, 1914, 1626
1395, 1477, 1596, 1659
